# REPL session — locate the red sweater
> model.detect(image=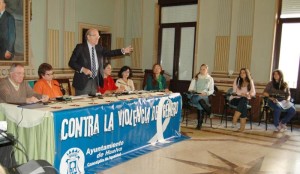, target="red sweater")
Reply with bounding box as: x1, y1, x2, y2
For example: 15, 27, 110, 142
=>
98, 76, 117, 94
